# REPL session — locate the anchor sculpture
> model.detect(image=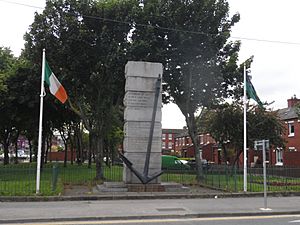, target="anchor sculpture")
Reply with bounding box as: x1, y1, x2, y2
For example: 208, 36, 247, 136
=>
119, 74, 163, 184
